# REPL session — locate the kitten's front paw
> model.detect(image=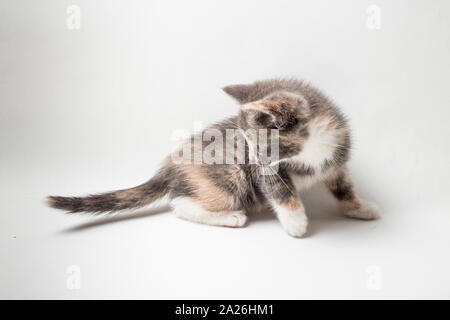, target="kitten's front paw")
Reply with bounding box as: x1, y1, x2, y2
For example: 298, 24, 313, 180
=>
279, 210, 309, 238
225, 211, 248, 228
345, 200, 380, 220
